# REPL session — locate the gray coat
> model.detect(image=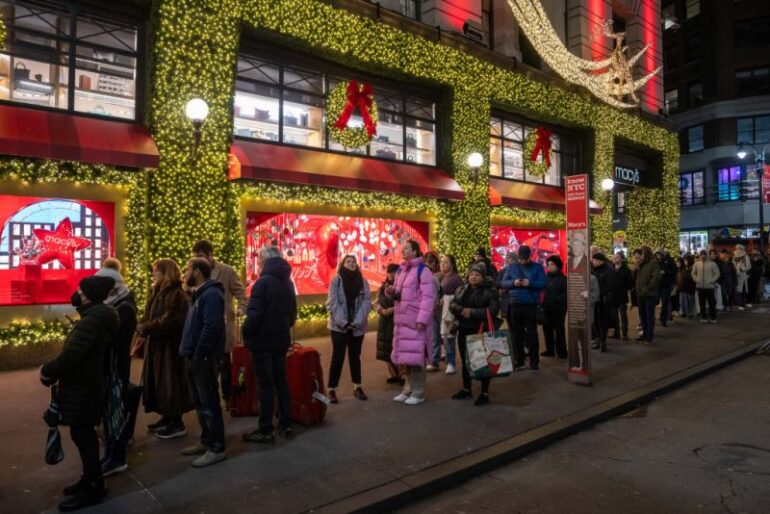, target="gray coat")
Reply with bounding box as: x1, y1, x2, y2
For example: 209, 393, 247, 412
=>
326, 275, 372, 337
